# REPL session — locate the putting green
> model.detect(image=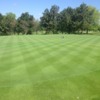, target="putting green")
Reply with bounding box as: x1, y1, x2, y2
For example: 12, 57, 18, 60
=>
0, 35, 100, 100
